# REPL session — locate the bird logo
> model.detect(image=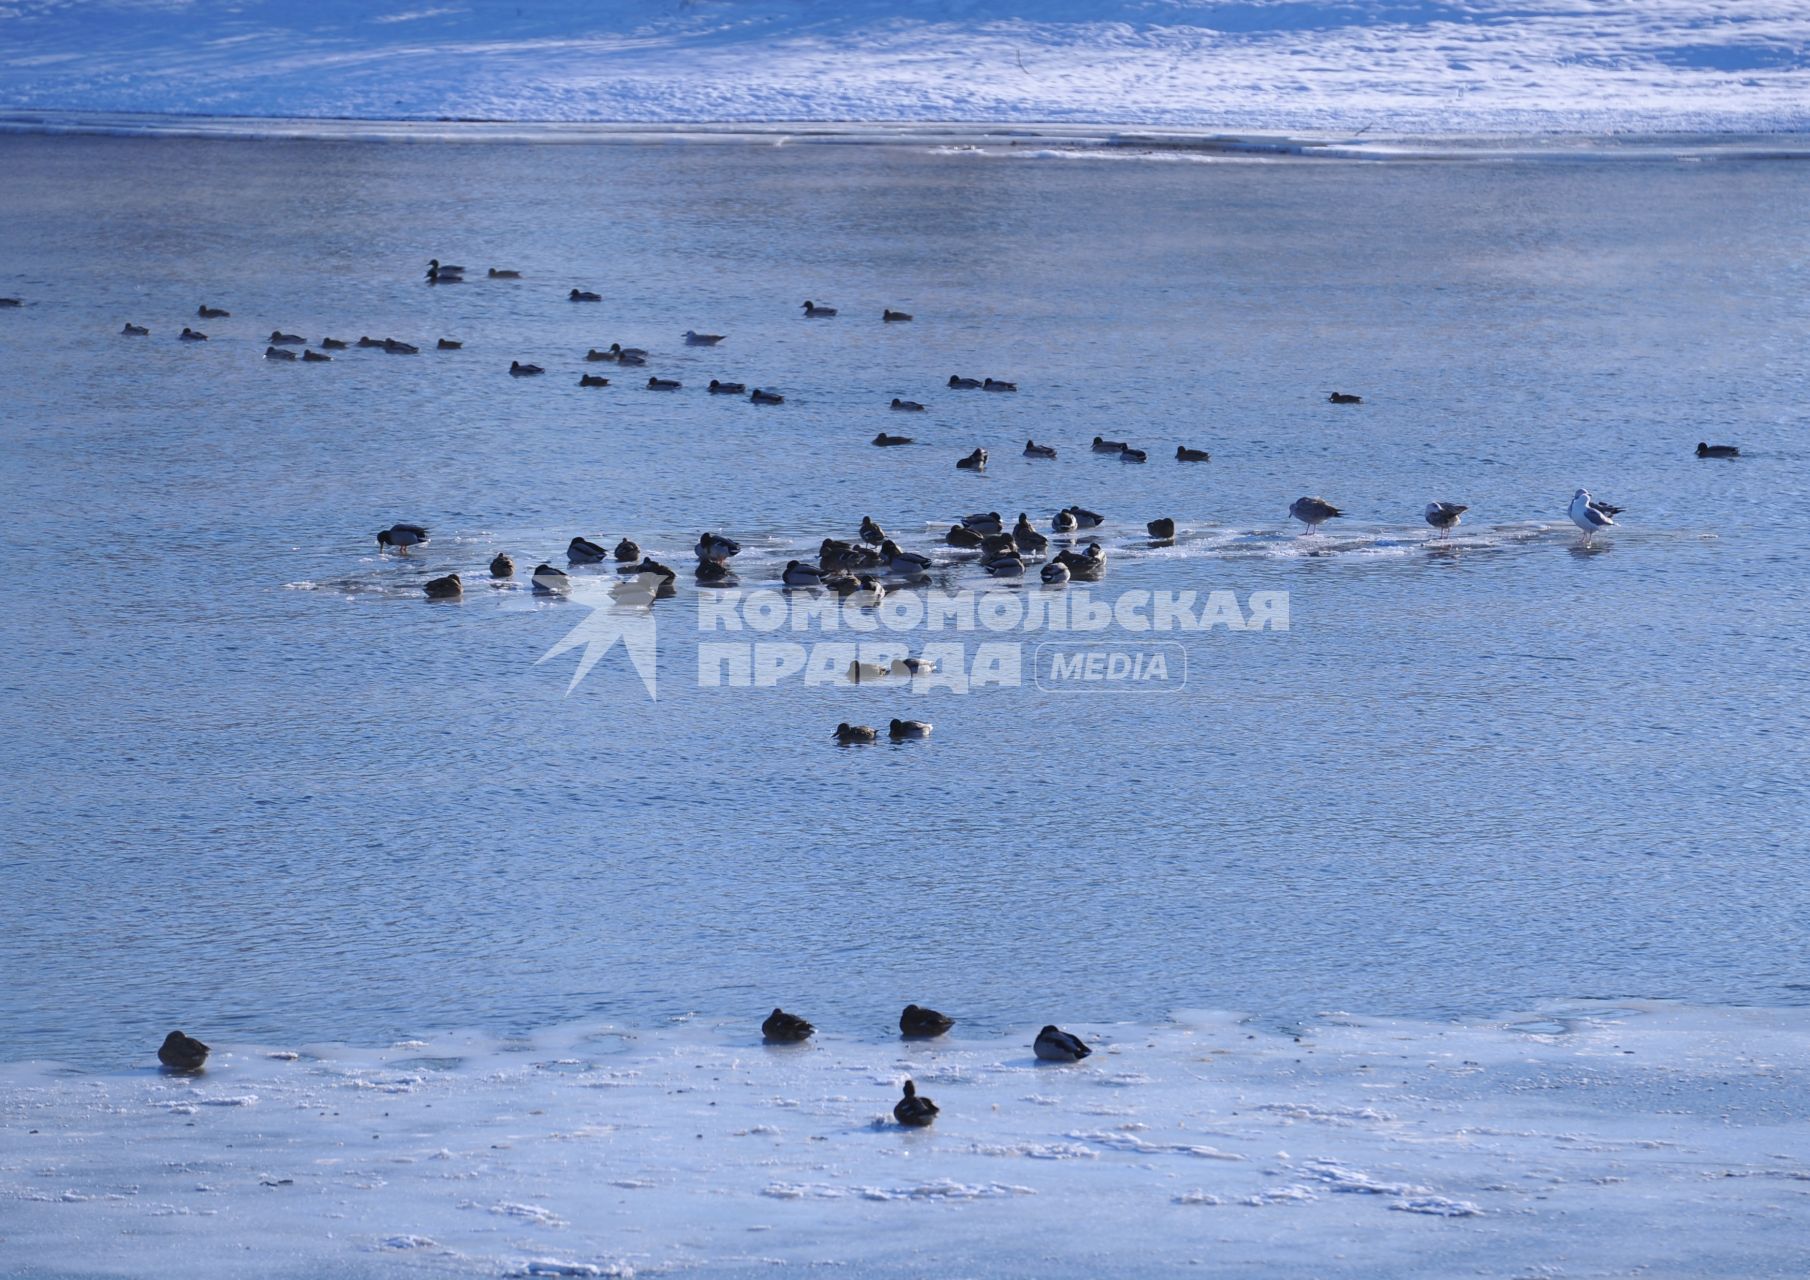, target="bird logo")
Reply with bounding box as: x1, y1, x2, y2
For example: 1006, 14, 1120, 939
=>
536, 572, 663, 698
